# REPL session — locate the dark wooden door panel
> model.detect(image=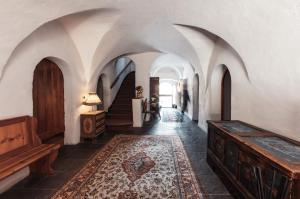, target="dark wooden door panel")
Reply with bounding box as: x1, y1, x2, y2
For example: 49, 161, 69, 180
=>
150, 77, 159, 112
221, 69, 231, 120
150, 77, 159, 98
33, 59, 65, 143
